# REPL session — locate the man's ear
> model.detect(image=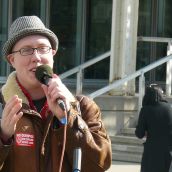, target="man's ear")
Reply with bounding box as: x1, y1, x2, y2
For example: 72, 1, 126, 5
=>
52, 49, 57, 56
7, 54, 14, 66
